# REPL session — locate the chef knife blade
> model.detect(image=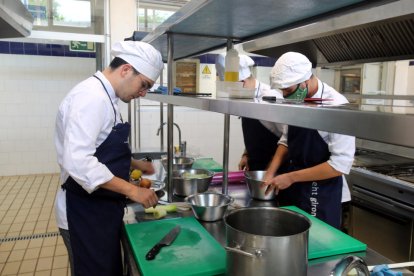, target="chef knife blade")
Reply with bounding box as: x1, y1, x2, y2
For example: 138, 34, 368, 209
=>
145, 225, 181, 260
